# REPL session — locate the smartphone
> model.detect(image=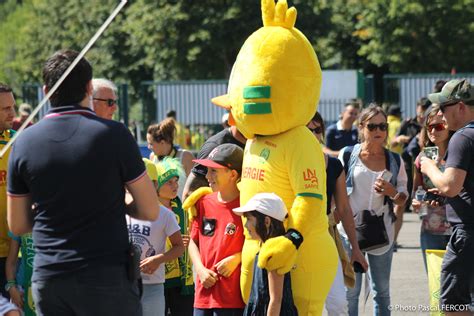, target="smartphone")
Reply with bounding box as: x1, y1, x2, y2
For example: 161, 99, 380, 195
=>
380, 170, 393, 182
423, 146, 439, 161
353, 261, 366, 273
423, 192, 446, 205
